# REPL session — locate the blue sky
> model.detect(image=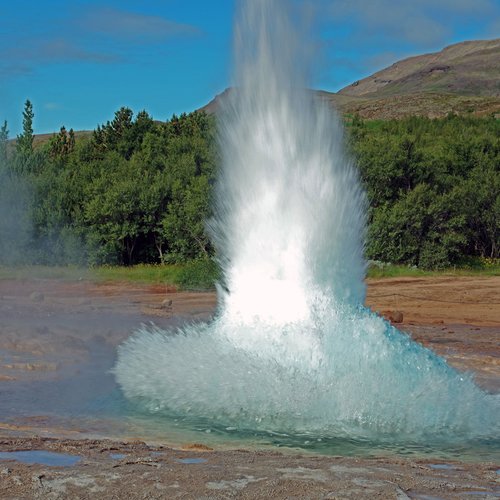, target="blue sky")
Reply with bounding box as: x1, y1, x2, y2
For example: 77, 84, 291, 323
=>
1, 0, 499, 135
